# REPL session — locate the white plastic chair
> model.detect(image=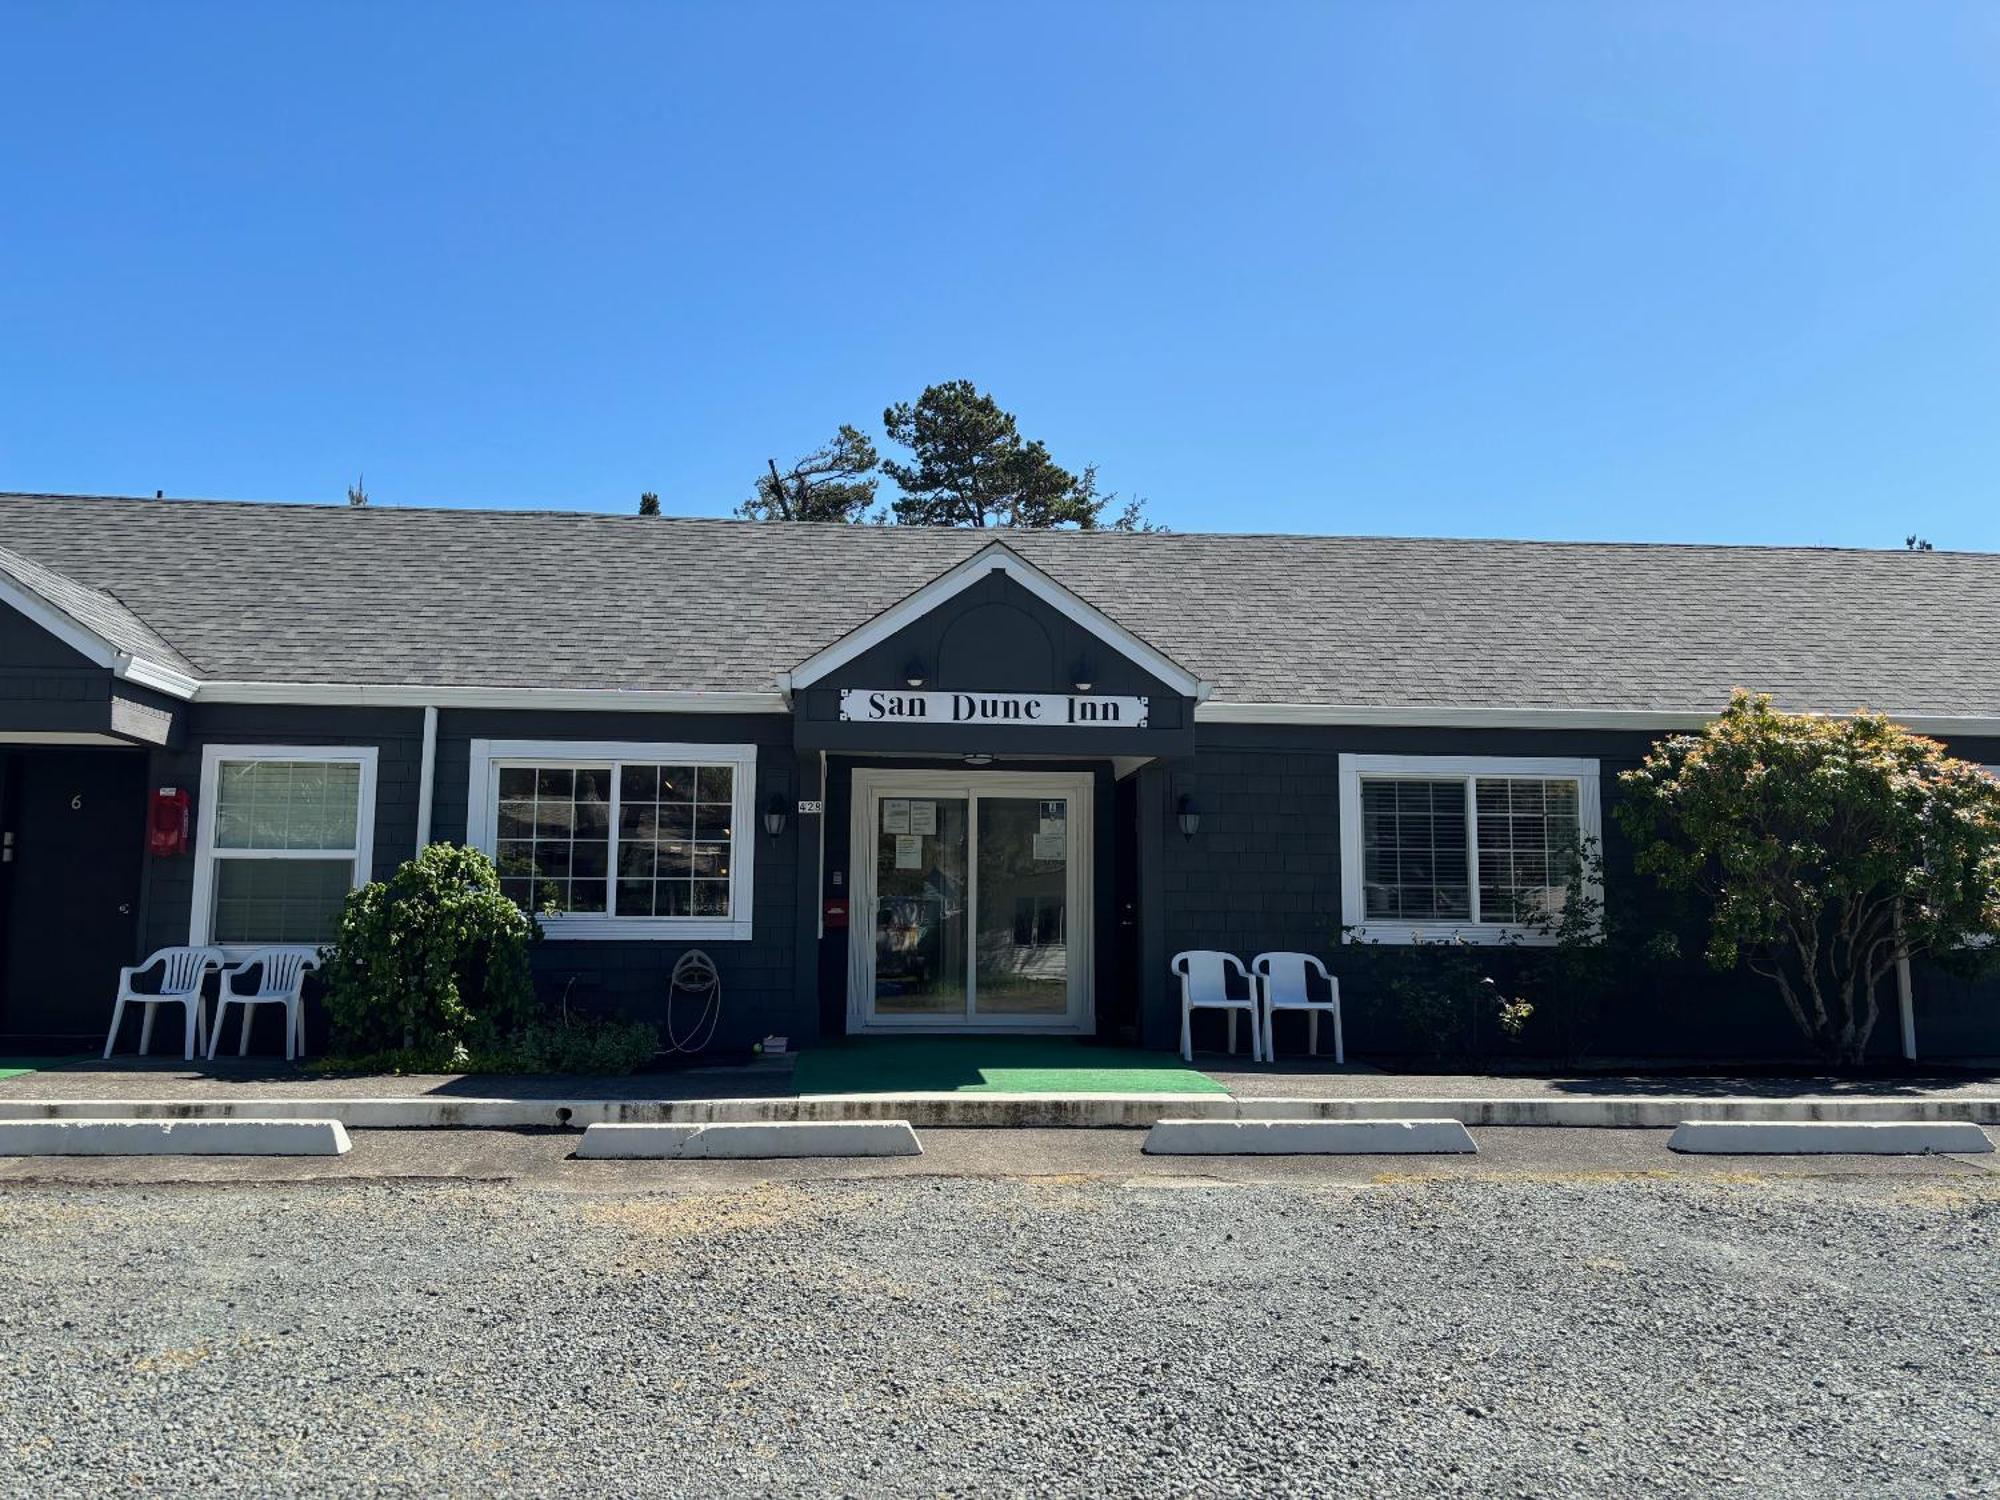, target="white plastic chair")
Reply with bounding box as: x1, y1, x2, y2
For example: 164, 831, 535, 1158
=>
1172, 950, 1264, 1063
1253, 952, 1344, 1064
103, 947, 224, 1062
210, 949, 319, 1062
